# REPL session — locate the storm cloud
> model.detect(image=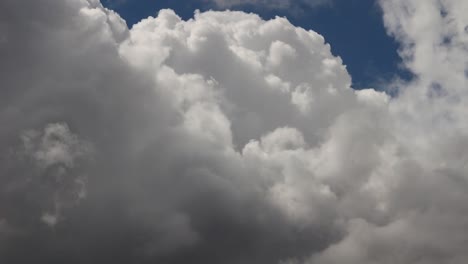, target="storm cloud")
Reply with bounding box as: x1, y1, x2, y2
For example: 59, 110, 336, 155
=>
1, 0, 468, 263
